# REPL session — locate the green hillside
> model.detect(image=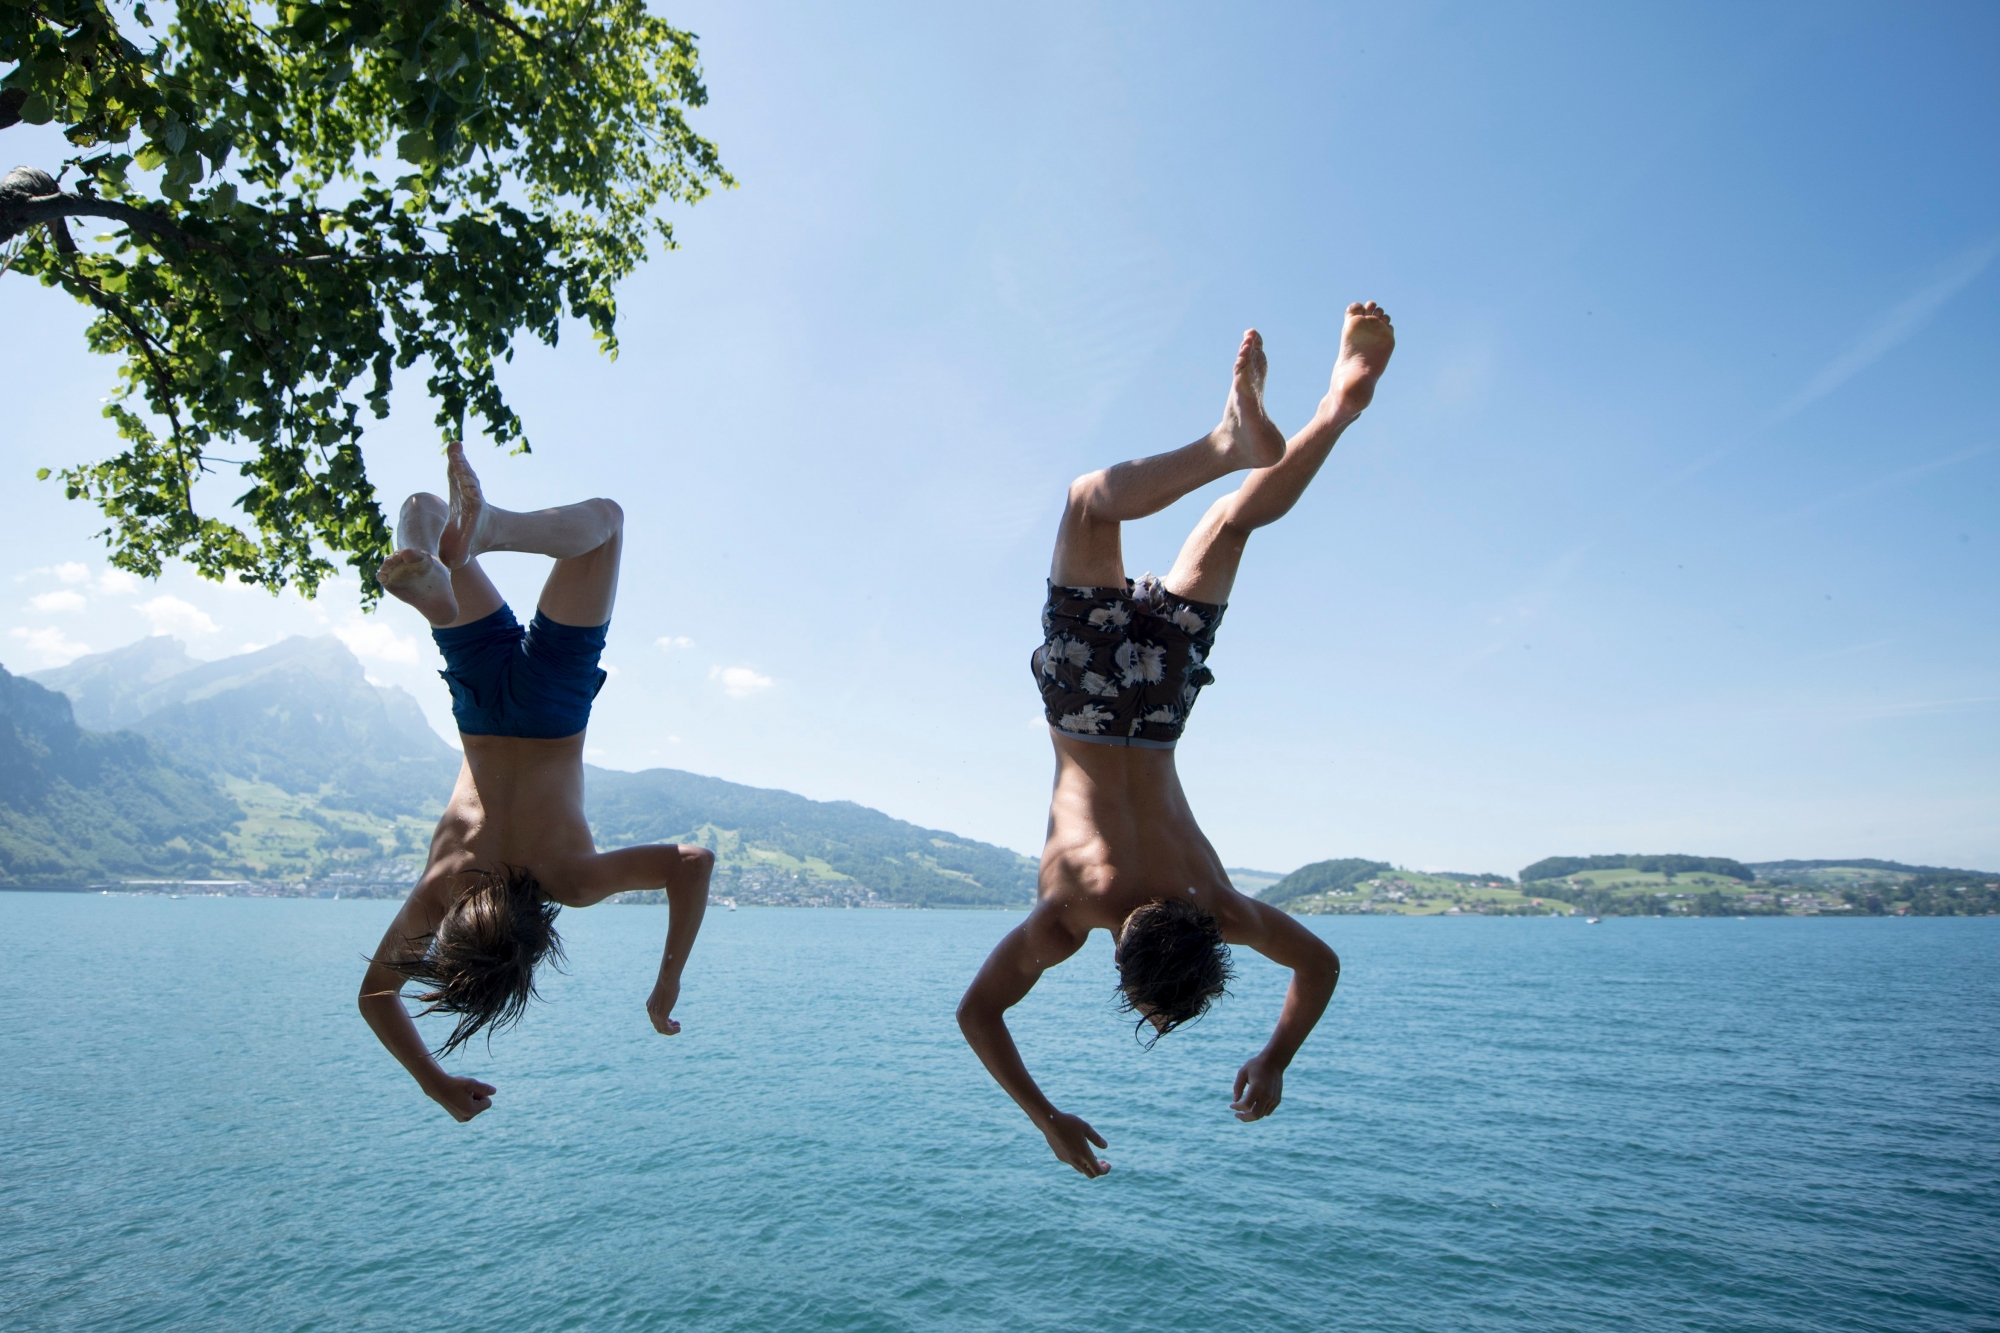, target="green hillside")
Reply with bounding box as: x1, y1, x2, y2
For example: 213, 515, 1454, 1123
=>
586, 766, 1037, 907
1261, 859, 1554, 915
0, 665, 241, 885
1261, 858, 1393, 907
1521, 853, 1753, 883
17, 634, 1037, 905
74, 636, 465, 819
33, 636, 461, 885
